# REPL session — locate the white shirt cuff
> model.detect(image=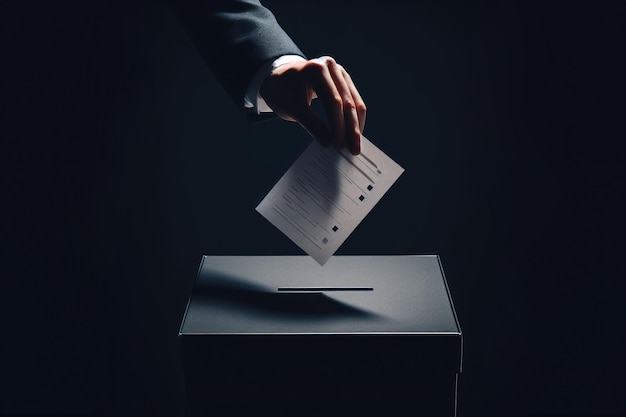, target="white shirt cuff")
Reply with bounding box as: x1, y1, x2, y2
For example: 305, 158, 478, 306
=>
244, 55, 307, 114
